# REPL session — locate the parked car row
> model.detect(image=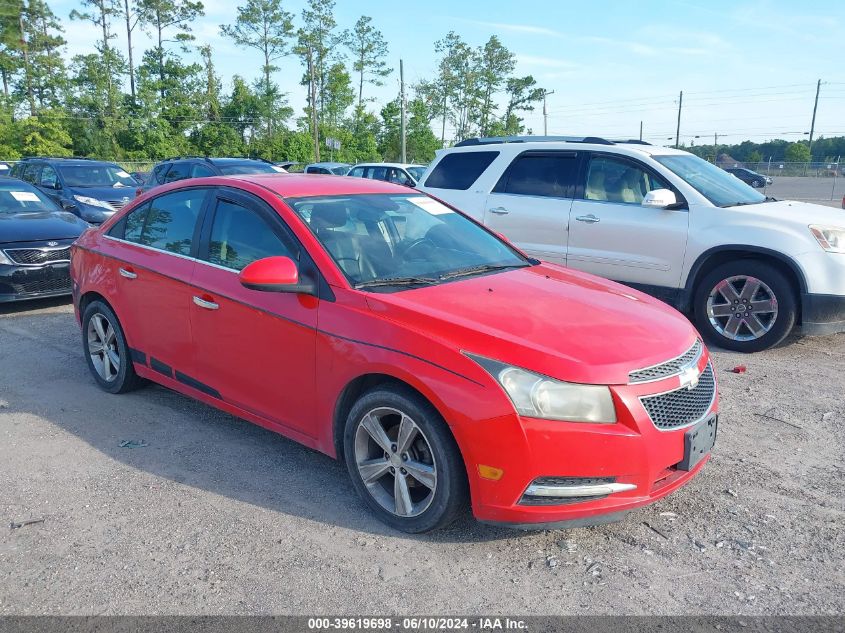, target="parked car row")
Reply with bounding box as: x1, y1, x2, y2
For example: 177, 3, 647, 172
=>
723, 166, 772, 188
